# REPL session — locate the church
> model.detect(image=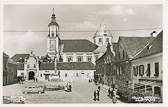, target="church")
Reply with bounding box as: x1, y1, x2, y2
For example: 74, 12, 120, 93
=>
11, 9, 114, 82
